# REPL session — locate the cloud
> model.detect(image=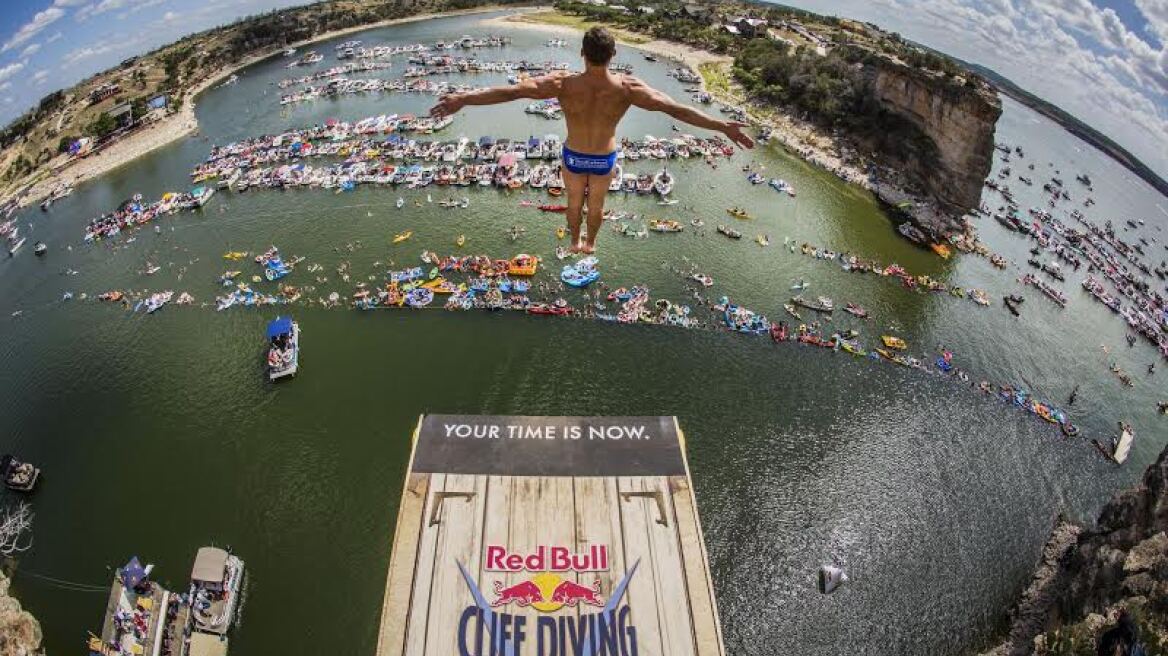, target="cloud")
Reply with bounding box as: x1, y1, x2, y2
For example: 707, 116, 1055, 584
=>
21, 43, 42, 57
76, 0, 168, 21
46, 31, 63, 43
61, 43, 114, 66
0, 83, 10, 92
786, 0, 1168, 179
52, 0, 90, 6
0, 62, 26, 84
2, 5, 66, 52
162, 10, 178, 22
32, 69, 50, 84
